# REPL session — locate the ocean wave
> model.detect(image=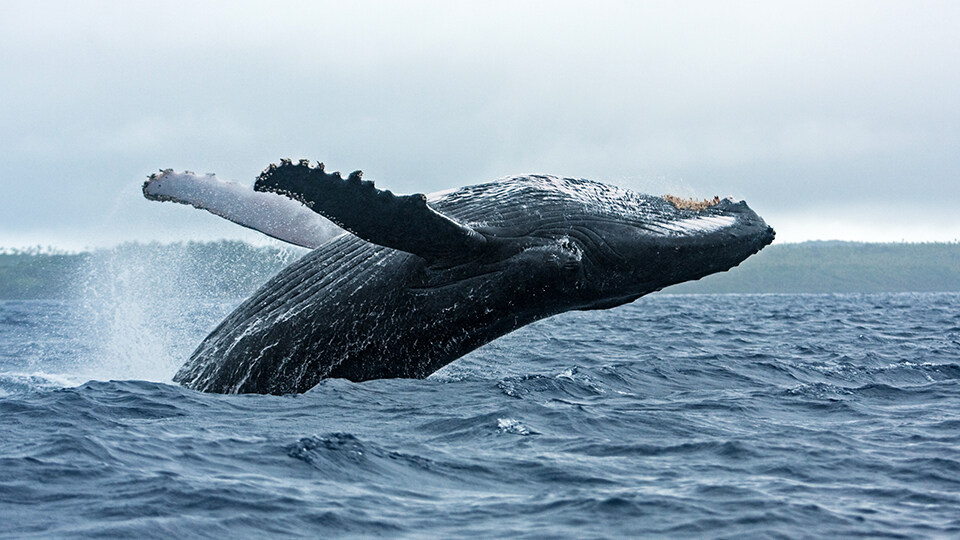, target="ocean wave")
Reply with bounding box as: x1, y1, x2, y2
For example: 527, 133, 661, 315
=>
0, 371, 81, 396
2, 293, 960, 538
